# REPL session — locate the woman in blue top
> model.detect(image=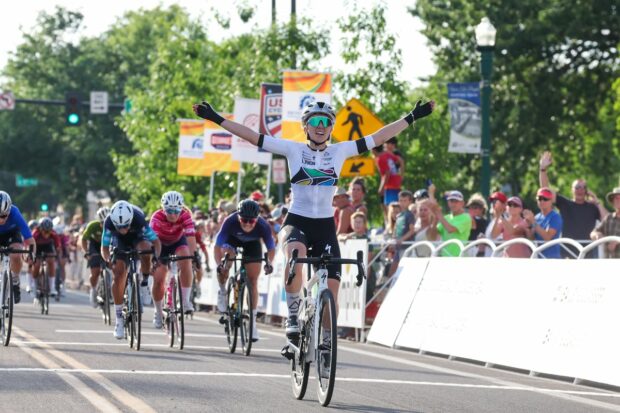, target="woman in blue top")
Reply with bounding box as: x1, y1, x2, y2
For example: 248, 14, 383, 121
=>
0, 191, 36, 304
193, 98, 435, 341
